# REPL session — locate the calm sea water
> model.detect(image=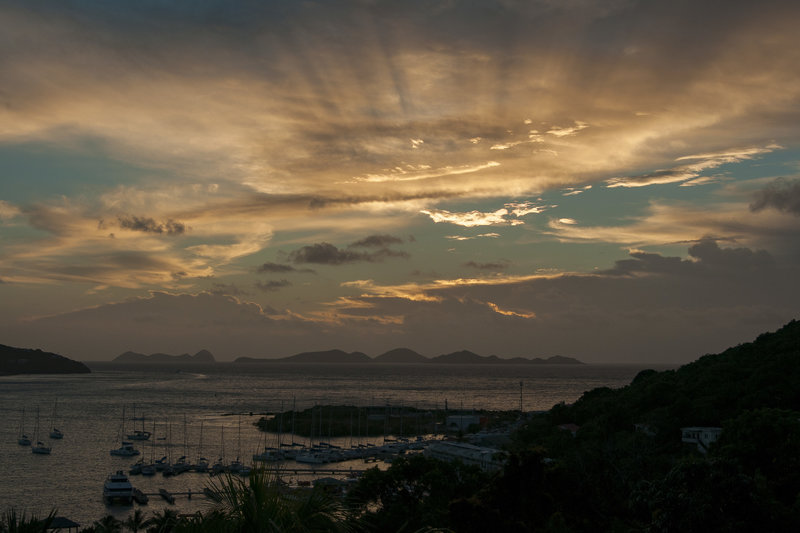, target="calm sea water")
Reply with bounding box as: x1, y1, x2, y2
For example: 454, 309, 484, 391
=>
0, 362, 667, 526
